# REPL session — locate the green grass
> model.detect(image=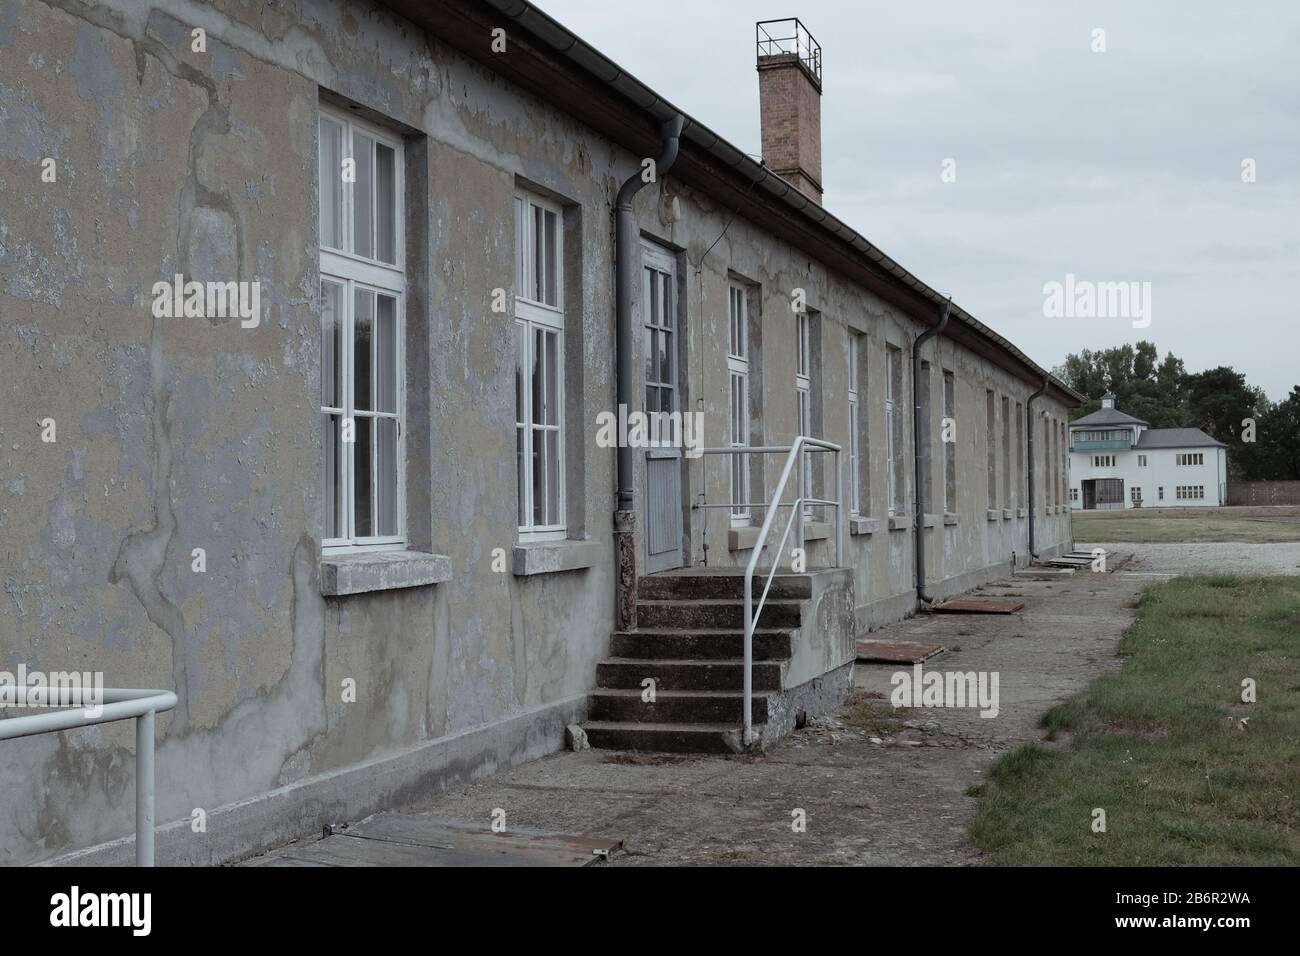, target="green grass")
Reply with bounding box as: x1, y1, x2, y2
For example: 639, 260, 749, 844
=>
970, 575, 1300, 865
1071, 506, 1300, 543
